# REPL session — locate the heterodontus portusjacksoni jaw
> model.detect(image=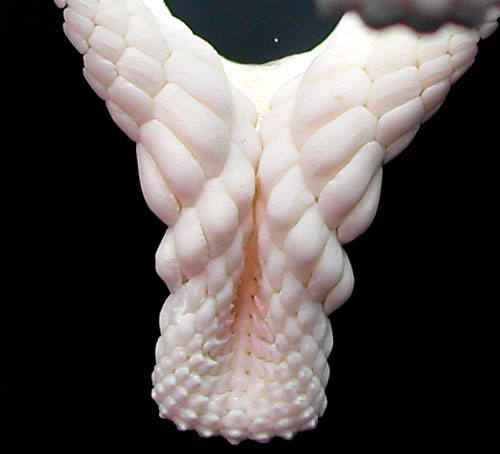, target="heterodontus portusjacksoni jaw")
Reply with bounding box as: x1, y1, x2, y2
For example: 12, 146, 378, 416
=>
54, 0, 499, 443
